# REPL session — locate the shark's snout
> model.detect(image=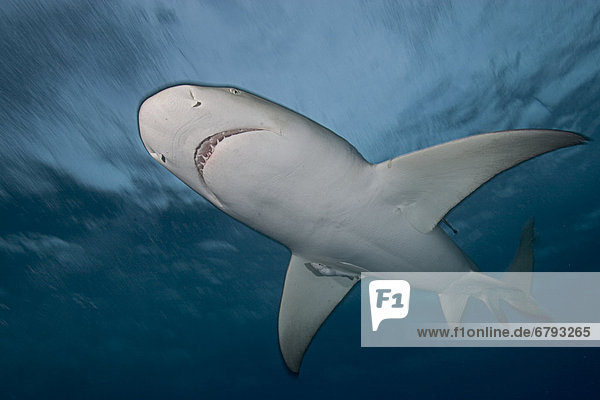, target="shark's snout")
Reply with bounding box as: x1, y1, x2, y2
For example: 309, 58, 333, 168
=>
138, 95, 163, 156
139, 86, 196, 163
